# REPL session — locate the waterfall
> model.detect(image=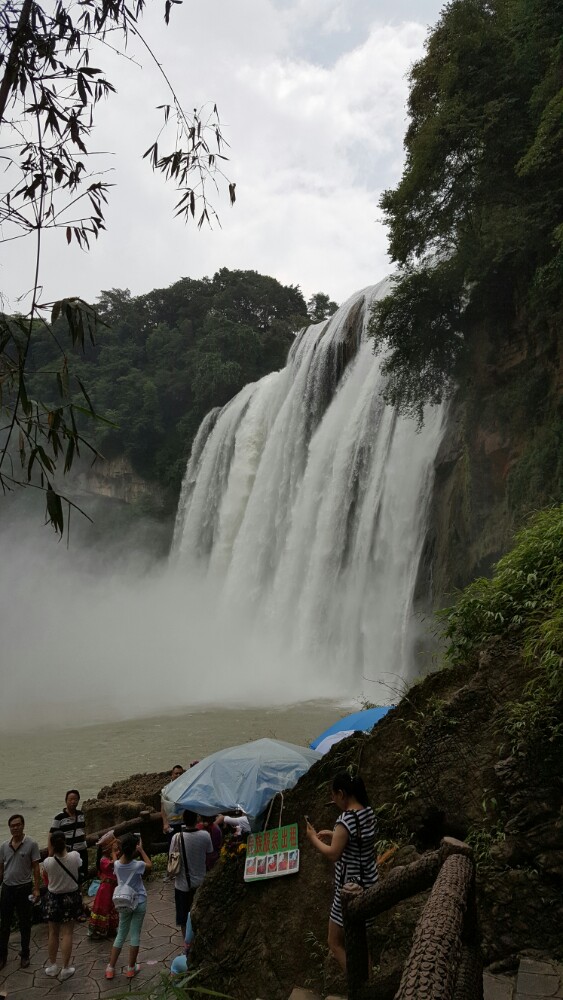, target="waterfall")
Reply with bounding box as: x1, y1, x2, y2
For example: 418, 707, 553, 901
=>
173, 279, 445, 703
